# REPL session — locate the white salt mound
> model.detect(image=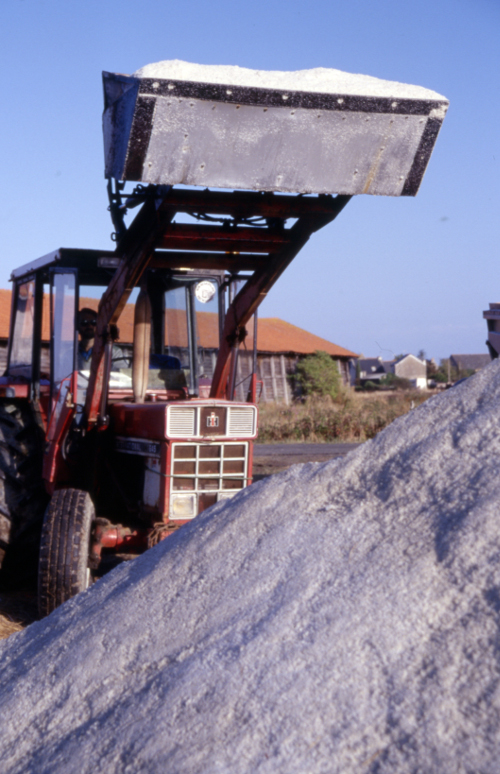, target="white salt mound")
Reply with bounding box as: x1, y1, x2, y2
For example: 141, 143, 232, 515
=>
133, 59, 446, 101
2, 362, 500, 772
